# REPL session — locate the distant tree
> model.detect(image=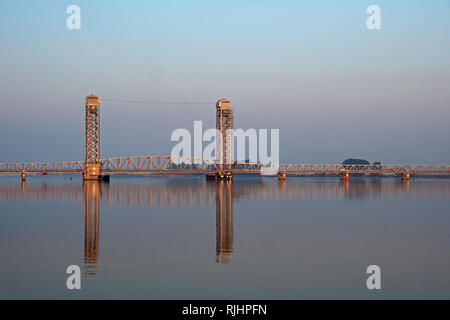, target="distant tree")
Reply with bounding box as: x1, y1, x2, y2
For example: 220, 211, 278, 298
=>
341, 159, 370, 176
342, 158, 370, 165
372, 161, 382, 170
